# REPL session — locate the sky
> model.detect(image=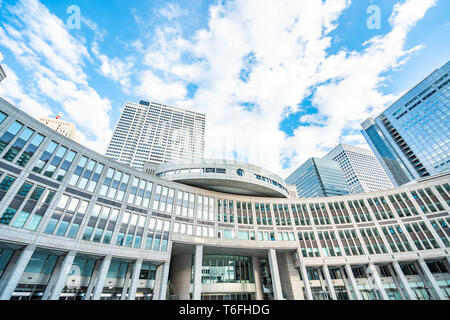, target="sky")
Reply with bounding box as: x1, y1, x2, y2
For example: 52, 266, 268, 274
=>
0, 0, 448, 178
